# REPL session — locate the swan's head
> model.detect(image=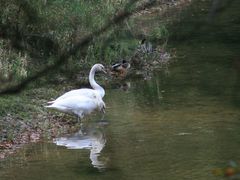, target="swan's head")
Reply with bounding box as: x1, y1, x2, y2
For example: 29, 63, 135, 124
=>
93, 64, 107, 74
